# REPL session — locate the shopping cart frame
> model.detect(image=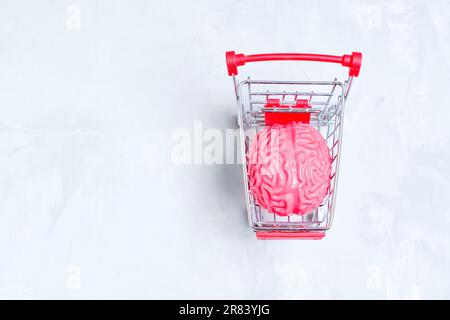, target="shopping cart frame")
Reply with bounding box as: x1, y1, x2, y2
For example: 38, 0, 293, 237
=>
226, 51, 362, 240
